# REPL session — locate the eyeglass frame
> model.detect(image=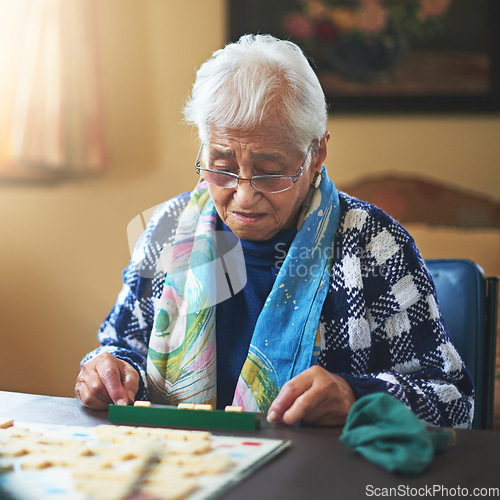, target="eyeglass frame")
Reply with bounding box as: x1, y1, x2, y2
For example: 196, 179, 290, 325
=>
194, 142, 312, 194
